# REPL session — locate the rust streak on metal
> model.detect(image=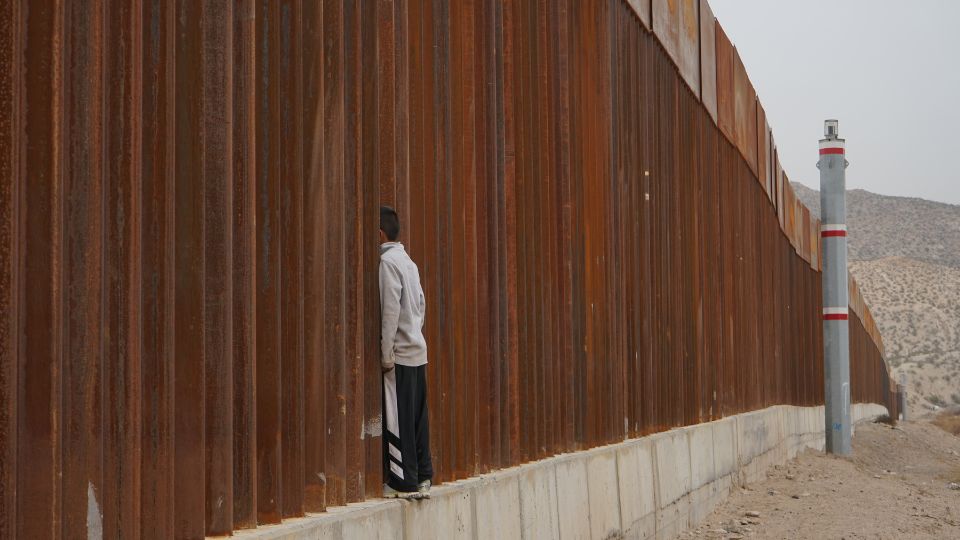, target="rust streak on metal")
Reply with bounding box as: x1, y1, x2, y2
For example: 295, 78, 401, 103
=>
232, 0, 258, 528
139, 0, 176, 536
103, 0, 143, 537
301, 0, 325, 514
0, 0, 18, 535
